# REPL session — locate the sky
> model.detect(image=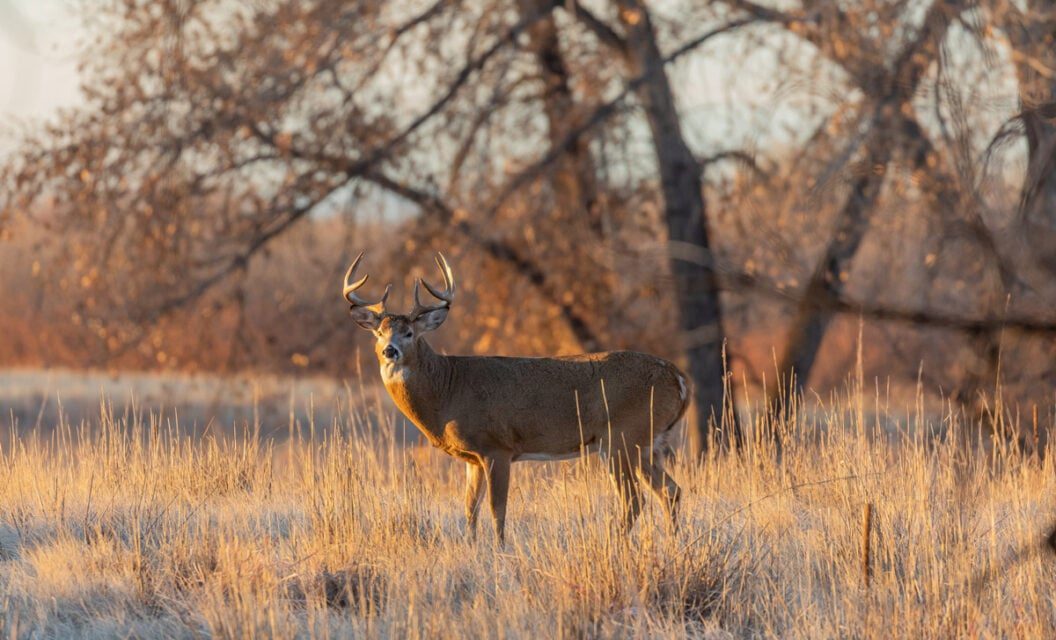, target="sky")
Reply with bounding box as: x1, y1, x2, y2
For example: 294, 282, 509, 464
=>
0, 1, 800, 152
0, 0, 81, 127
0, 1, 1018, 172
